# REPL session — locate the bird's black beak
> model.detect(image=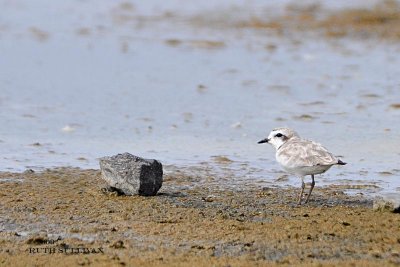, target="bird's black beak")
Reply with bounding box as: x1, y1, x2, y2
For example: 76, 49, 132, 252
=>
257, 138, 269, 144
